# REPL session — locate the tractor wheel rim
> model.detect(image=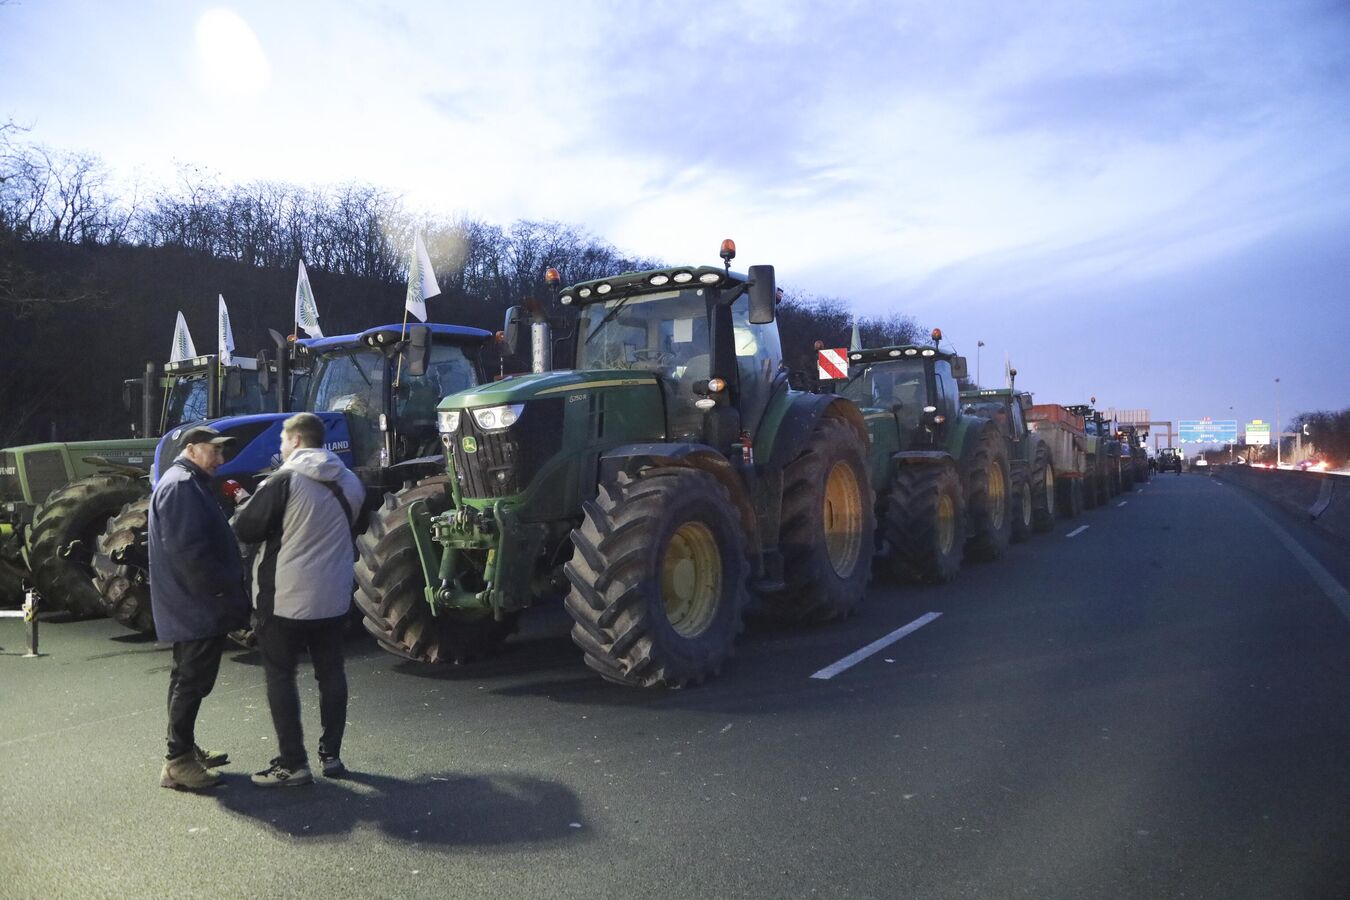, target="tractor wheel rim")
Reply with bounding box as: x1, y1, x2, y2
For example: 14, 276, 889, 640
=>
1020, 483, 1032, 527
937, 492, 956, 555
1043, 467, 1055, 501
823, 461, 864, 578
660, 521, 722, 638
988, 462, 1006, 529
